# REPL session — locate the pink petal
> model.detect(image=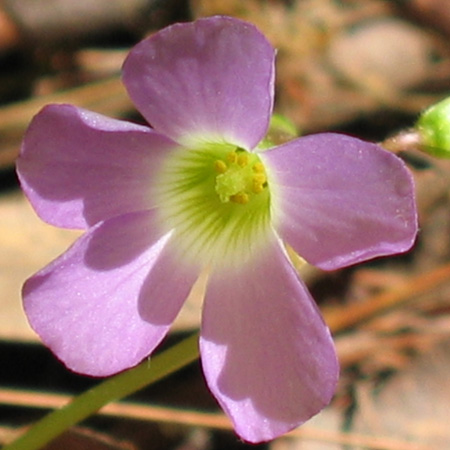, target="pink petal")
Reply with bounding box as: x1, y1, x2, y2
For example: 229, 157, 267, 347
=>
260, 133, 417, 270
200, 237, 338, 443
17, 104, 177, 229
23, 210, 200, 376
122, 16, 274, 149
